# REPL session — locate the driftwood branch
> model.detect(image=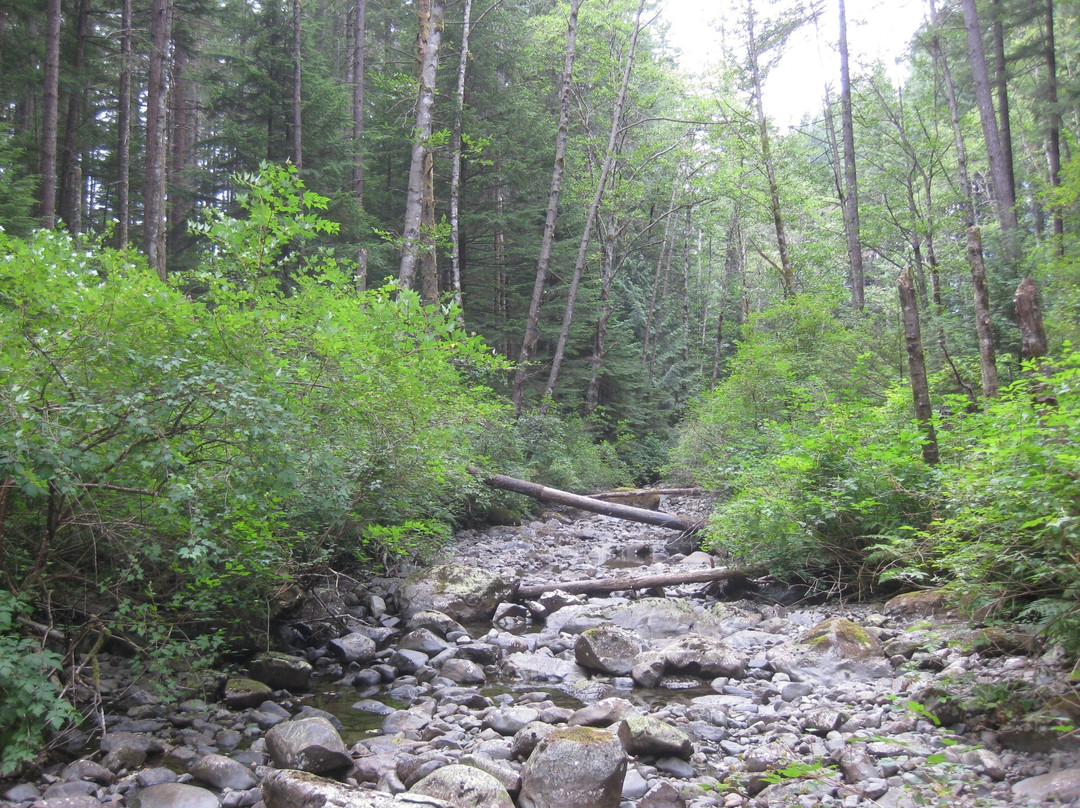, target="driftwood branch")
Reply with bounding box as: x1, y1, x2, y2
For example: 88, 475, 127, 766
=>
468, 467, 703, 532
516, 565, 760, 599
